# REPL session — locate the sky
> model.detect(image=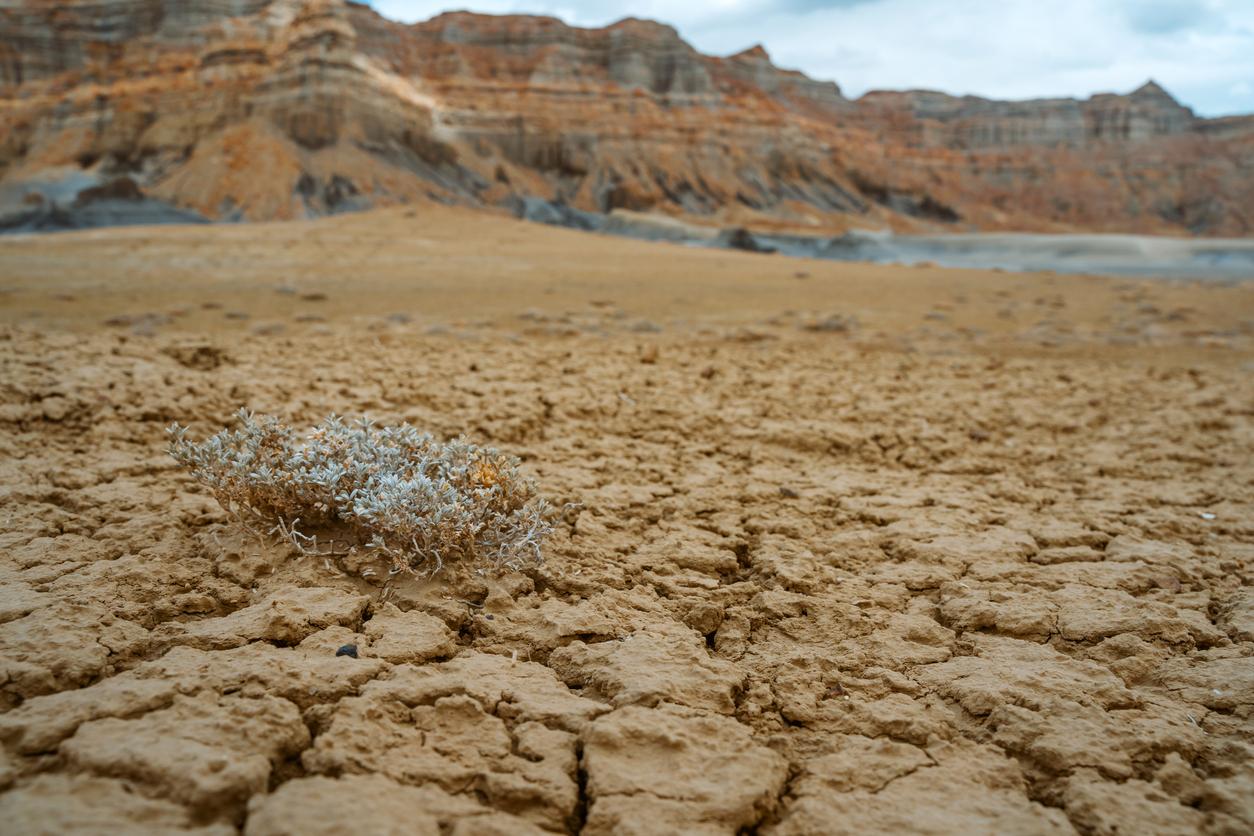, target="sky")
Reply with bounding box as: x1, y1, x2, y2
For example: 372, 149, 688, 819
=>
364, 0, 1254, 117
